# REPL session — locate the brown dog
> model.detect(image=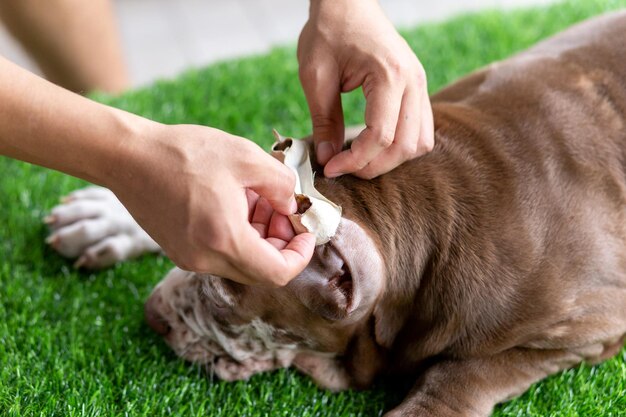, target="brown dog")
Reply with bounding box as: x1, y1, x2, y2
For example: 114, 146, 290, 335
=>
144, 11, 626, 416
